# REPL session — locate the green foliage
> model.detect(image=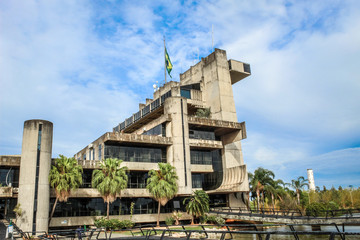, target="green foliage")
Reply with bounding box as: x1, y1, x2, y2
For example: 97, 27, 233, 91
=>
49, 155, 83, 201
92, 158, 128, 219
147, 162, 178, 226
130, 202, 135, 220
195, 108, 211, 118
94, 217, 134, 230
206, 215, 225, 225
183, 190, 210, 224
49, 155, 83, 222
165, 217, 175, 225
306, 202, 326, 217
